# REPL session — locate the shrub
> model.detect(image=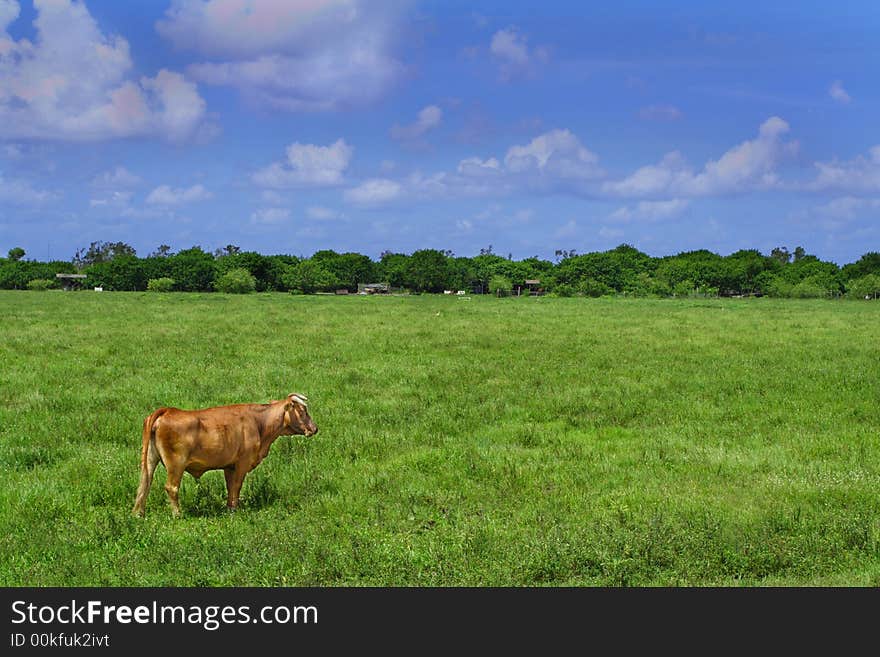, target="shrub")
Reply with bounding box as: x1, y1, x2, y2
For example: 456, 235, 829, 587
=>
762, 276, 794, 298
26, 278, 53, 291
214, 267, 256, 294
672, 280, 695, 298
846, 274, 880, 300
147, 277, 176, 292
790, 275, 838, 299
282, 260, 339, 294
488, 274, 512, 296
551, 283, 577, 298
577, 278, 614, 298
